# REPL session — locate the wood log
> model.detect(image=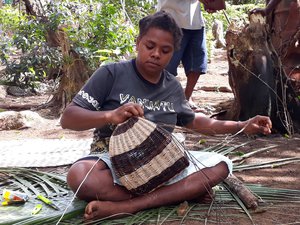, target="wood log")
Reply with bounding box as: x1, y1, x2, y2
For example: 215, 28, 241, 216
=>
0, 103, 39, 111
224, 174, 258, 209
199, 86, 232, 93
21, 0, 91, 116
